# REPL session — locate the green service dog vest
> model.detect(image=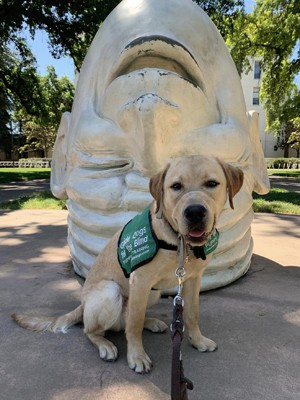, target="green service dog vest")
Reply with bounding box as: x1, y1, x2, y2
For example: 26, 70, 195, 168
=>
117, 205, 219, 278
